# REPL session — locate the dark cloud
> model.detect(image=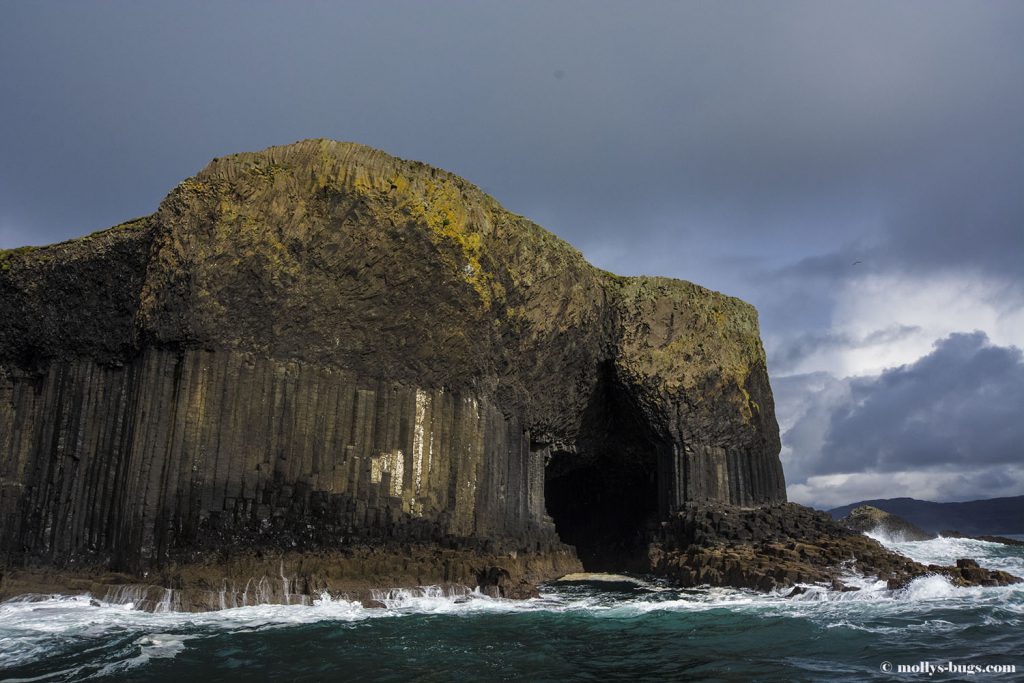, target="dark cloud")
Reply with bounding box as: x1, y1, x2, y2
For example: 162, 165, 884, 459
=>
778, 333, 1024, 505
824, 332, 1024, 472
781, 333, 1024, 489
